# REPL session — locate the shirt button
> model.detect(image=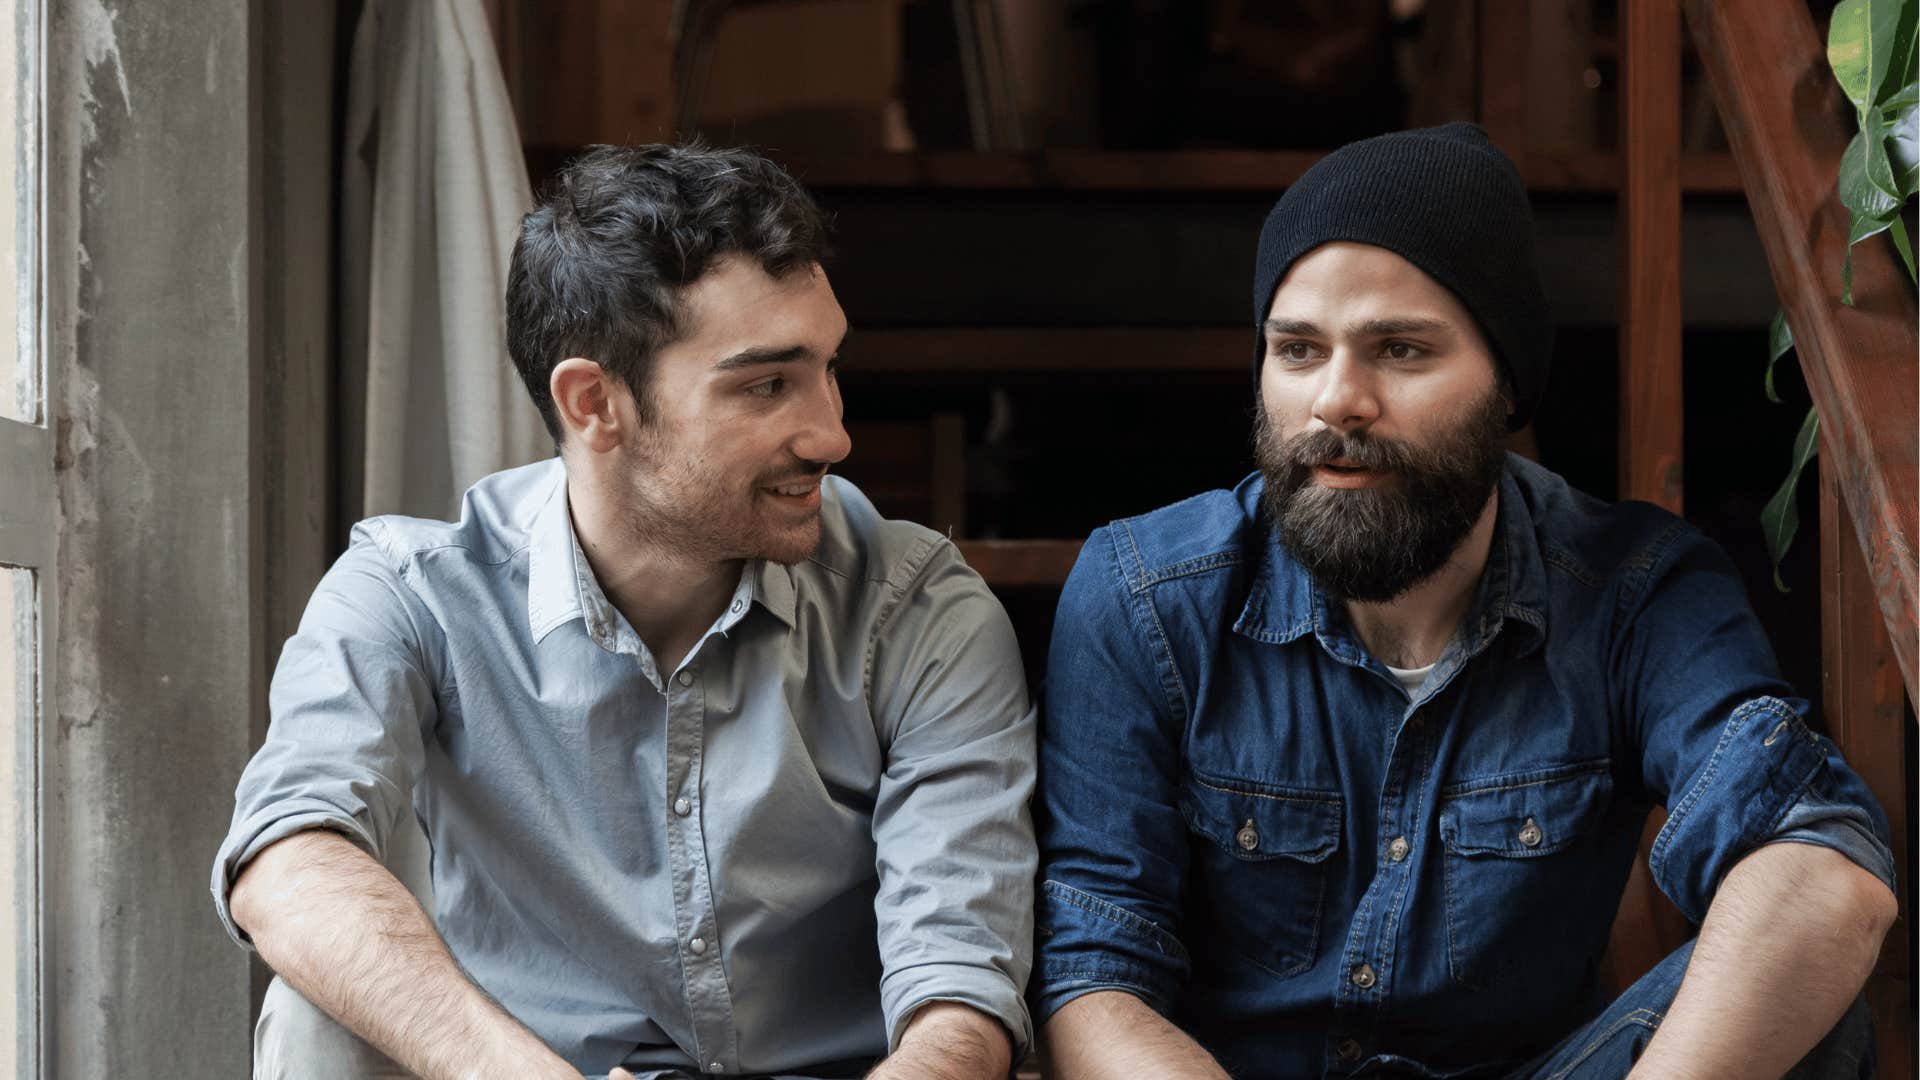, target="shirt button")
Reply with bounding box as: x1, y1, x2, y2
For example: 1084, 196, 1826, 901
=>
676, 670, 694, 687
1518, 817, 1543, 847
709, 1064, 723, 1074
1336, 1038, 1363, 1062
689, 936, 707, 955
730, 598, 745, 614
1235, 820, 1259, 851
1350, 963, 1377, 989
674, 797, 692, 817
1387, 836, 1410, 862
